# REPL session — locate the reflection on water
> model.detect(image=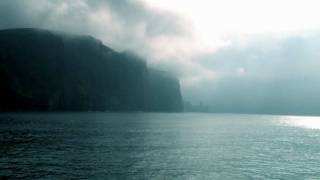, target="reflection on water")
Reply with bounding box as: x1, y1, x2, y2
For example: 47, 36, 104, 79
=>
281, 115, 320, 129
1, 113, 320, 179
